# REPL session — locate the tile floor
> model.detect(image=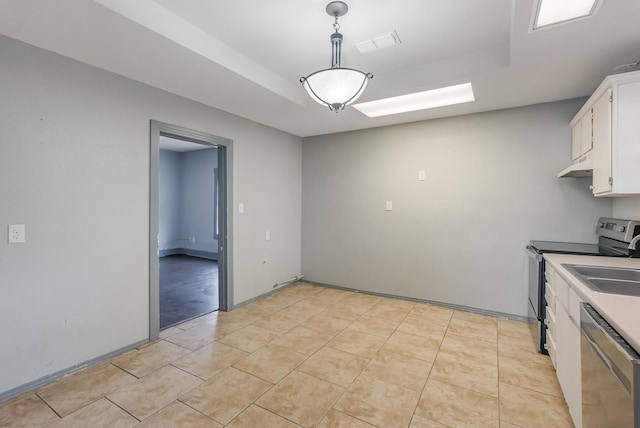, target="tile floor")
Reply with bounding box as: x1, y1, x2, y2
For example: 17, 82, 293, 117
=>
0, 283, 574, 428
